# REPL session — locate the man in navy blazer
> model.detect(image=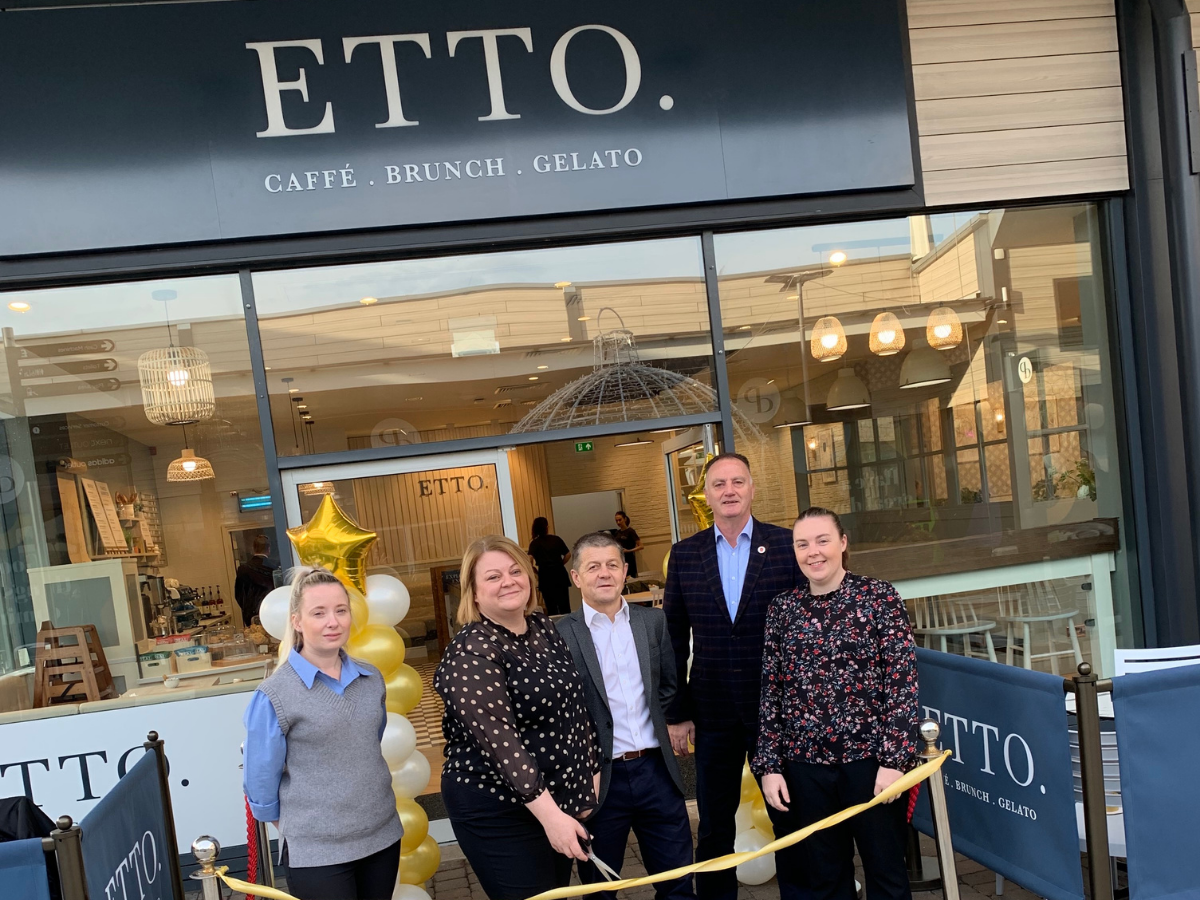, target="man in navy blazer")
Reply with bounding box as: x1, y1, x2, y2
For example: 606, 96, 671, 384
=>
663, 452, 803, 900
